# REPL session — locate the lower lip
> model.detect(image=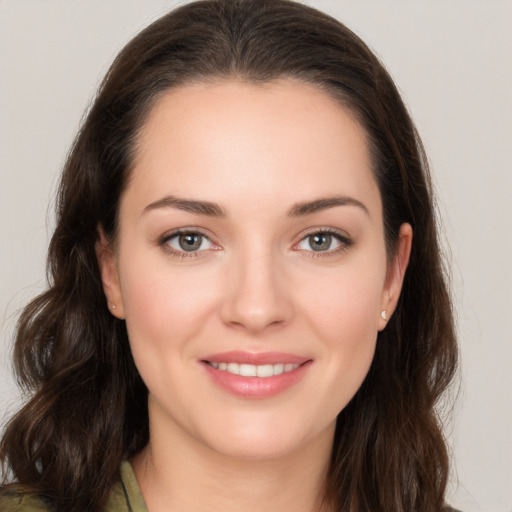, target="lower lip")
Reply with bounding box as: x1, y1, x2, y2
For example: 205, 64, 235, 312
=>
201, 361, 312, 399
